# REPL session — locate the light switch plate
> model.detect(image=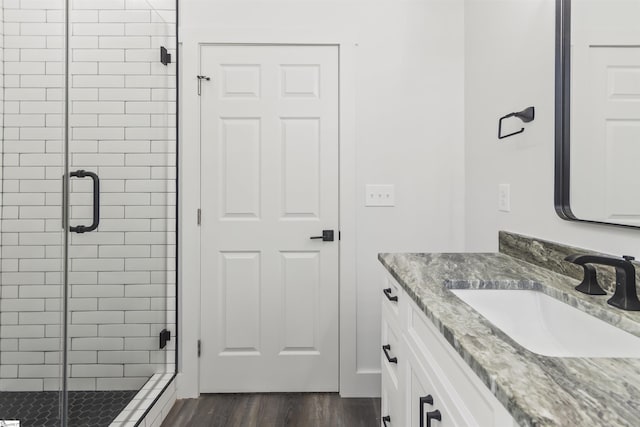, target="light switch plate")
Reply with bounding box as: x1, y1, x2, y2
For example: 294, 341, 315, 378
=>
498, 184, 511, 212
366, 184, 395, 206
